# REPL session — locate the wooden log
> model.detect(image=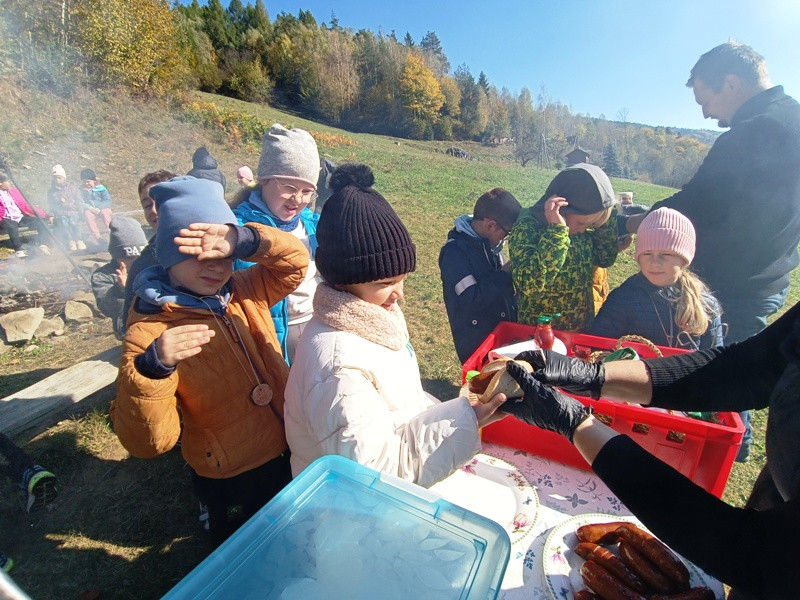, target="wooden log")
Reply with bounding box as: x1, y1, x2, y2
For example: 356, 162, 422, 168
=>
0, 345, 121, 436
